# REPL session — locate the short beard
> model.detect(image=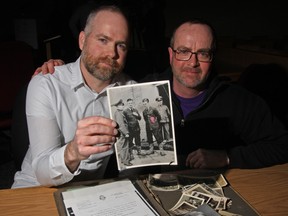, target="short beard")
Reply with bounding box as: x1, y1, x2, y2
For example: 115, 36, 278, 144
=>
82, 50, 123, 81
173, 68, 208, 91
